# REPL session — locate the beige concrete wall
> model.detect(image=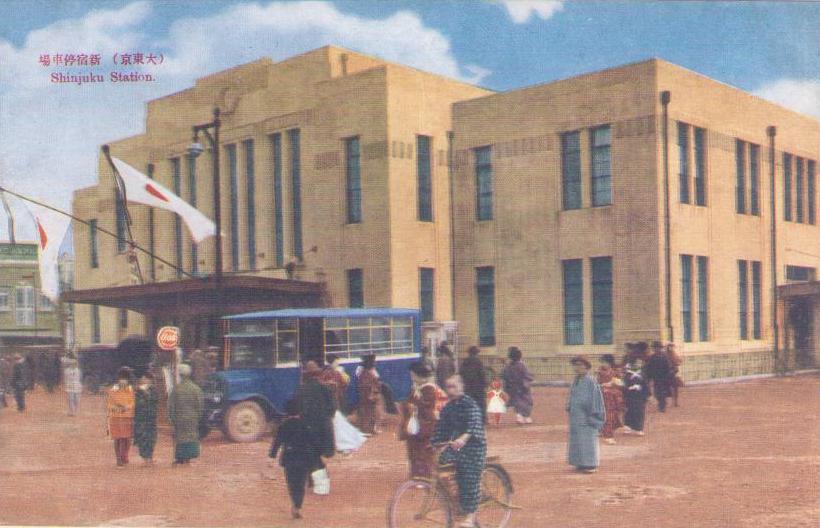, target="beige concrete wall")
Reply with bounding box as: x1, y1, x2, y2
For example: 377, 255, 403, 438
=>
451, 60, 662, 360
